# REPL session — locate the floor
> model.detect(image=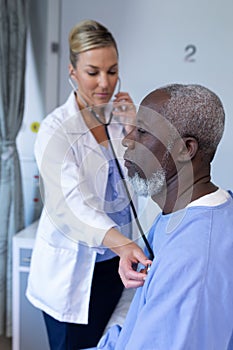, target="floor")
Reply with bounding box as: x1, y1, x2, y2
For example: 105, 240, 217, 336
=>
0, 336, 12, 350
